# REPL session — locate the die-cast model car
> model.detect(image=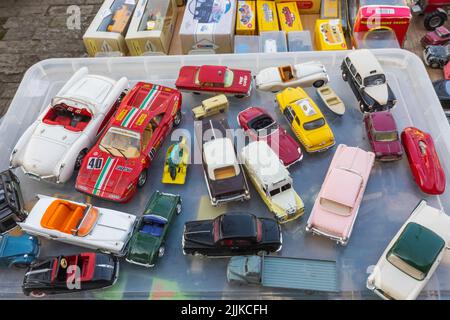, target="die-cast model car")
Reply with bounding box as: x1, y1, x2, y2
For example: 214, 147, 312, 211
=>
192, 94, 229, 120
75, 82, 182, 203
182, 212, 282, 257
432, 79, 450, 122
421, 26, 450, 47
316, 85, 345, 116
10, 67, 128, 184
255, 62, 328, 92
0, 170, 27, 234
0, 234, 39, 269
23, 253, 119, 298
401, 127, 445, 195
196, 118, 250, 206
237, 107, 302, 166
18, 195, 137, 256
423, 43, 450, 68
364, 111, 403, 161
276, 87, 335, 153
175, 65, 252, 98
341, 49, 397, 112
306, 144, 375, 245
126, 191, 182, 268
367, 200, 450, 300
